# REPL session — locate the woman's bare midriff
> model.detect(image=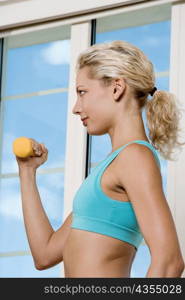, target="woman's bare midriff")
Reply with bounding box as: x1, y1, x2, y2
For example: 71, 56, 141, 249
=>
63, 148, 139, 278
63, 229, 136, 278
